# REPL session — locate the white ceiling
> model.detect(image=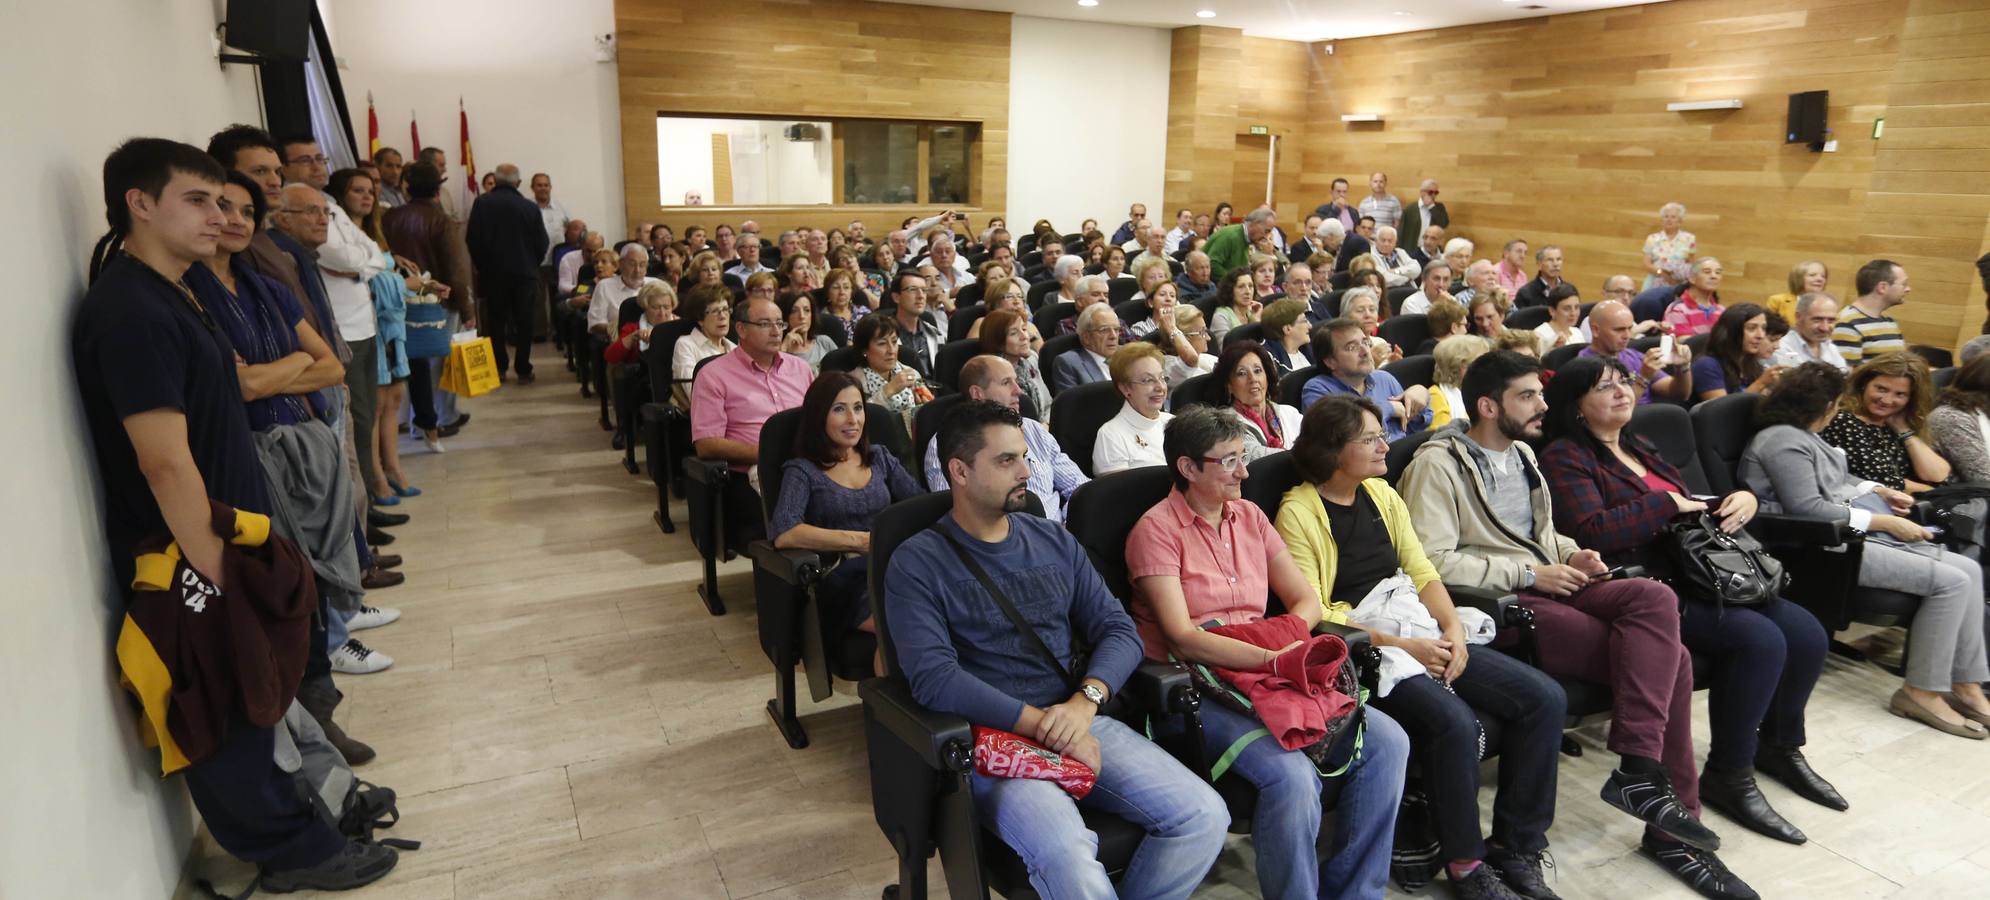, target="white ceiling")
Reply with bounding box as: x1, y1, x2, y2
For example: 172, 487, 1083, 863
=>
909, 0, 1668, 42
